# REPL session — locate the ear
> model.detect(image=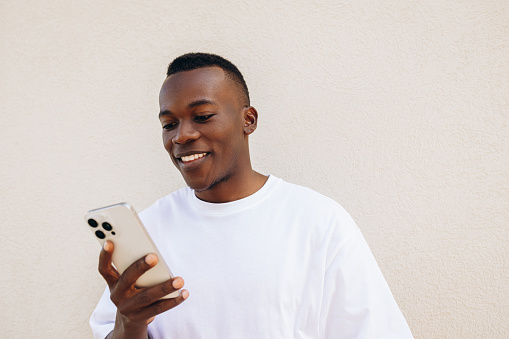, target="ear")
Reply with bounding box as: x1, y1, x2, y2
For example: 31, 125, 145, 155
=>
243, 106, 258, 135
